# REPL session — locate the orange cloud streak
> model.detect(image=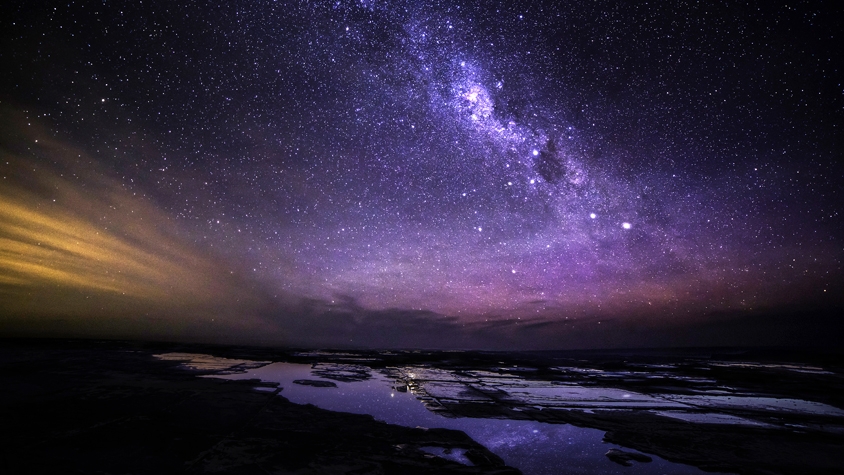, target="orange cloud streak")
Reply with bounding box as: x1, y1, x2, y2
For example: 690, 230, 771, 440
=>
0, 108, 280, 342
